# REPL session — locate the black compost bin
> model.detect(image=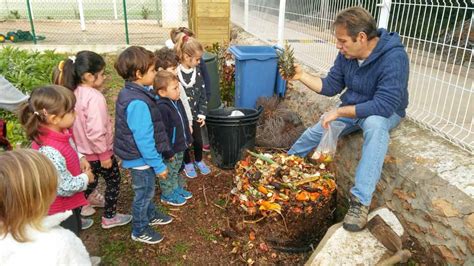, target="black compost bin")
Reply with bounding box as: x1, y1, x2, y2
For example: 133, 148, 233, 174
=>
206, 106, 263, 169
